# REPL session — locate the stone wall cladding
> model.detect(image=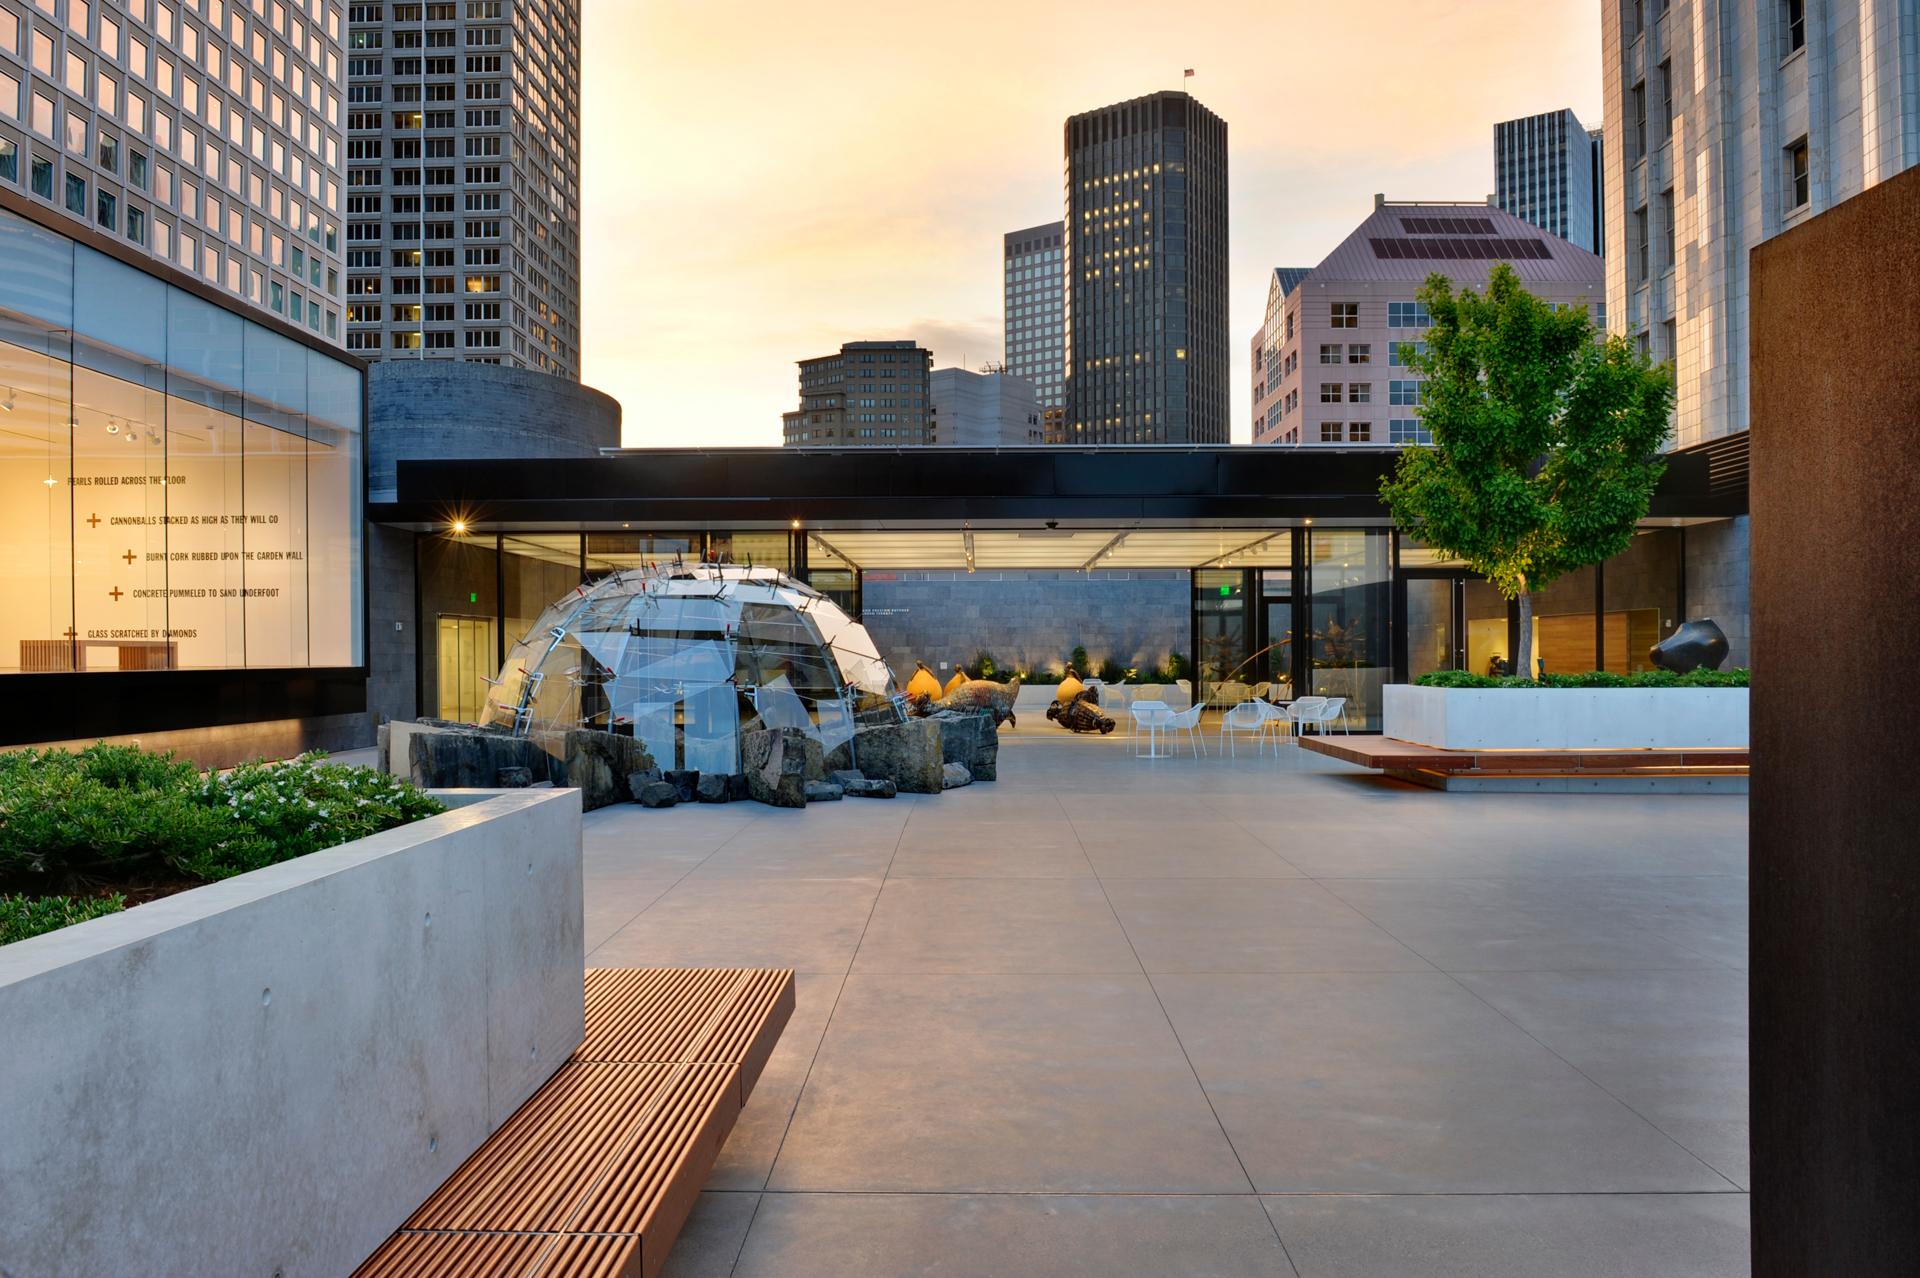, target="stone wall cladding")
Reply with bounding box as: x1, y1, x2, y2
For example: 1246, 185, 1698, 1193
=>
861, 569, 1188, 676
367, 362, 620, 501
1685, 517, 1751, 668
